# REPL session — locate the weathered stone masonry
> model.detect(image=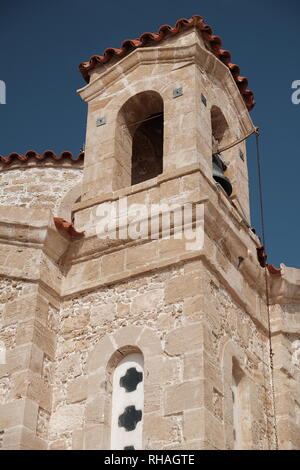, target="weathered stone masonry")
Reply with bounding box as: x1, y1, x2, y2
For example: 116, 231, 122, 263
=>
0, 16, 300, 450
